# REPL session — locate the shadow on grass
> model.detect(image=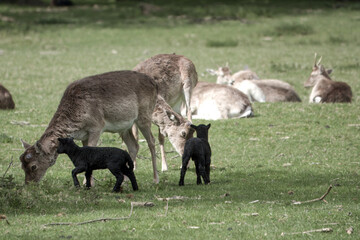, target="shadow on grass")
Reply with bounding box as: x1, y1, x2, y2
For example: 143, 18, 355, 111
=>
0, 0, 359, 32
